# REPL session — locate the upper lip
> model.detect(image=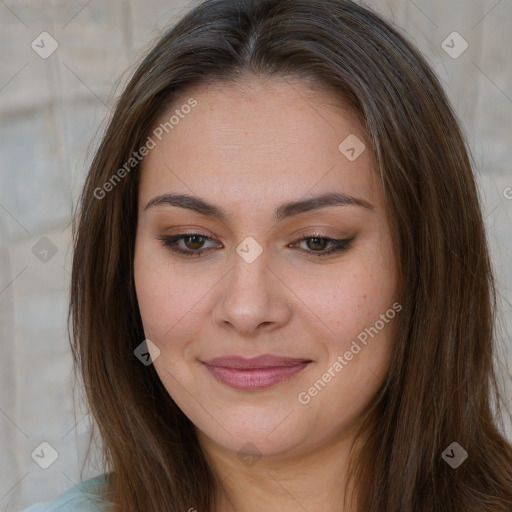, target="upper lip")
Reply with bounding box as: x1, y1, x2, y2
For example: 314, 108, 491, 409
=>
201, 355, 312, 369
